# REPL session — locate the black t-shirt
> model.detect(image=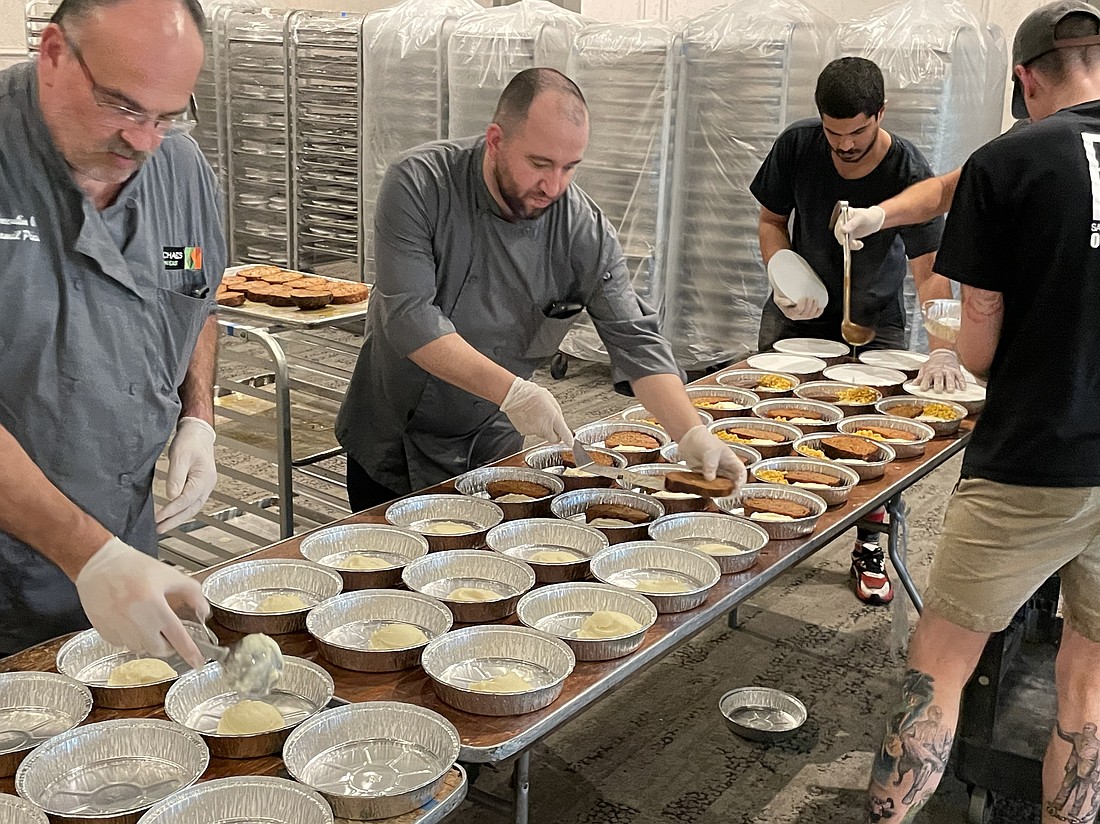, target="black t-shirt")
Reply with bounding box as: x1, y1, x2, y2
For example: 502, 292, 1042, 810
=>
935, 100, 1100, 487
750, 119, 944, 327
